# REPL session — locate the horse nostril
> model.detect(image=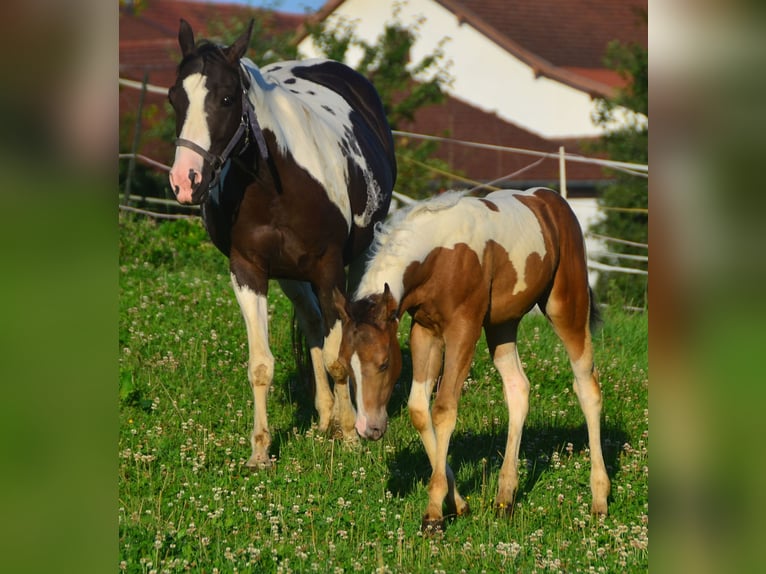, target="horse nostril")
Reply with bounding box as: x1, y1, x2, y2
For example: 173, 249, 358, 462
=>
369, 426, 382, 441
188, 168, 199, 189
